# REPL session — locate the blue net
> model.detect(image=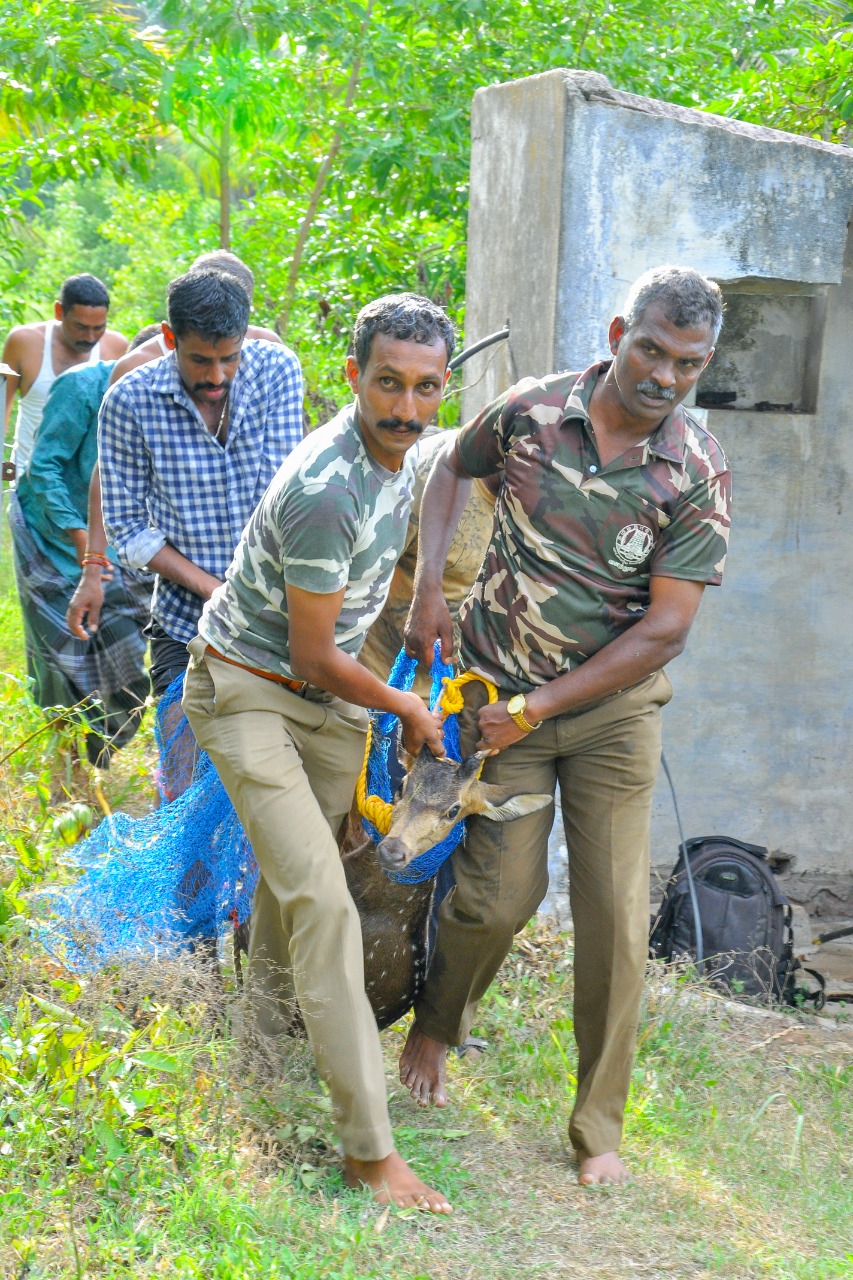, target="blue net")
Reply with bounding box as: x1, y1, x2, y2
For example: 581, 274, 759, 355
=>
37, 672, 258, 970
361, 643, 465, 884
37, 645, 464, 968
